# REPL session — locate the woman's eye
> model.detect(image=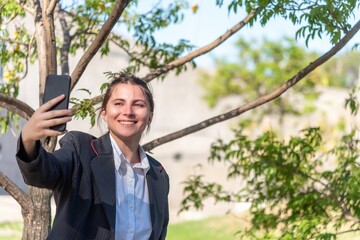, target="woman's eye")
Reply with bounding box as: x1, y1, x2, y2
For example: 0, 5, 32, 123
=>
114, 102, 124, 106
134, 103, 145, 108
